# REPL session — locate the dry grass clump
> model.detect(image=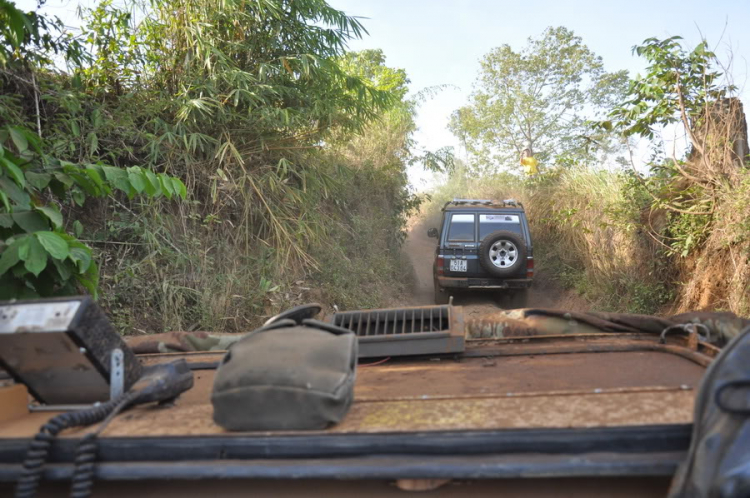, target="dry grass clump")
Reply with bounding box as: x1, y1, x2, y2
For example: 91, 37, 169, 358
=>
655, 98, 750, 315
675, 170, 750, 315
526, 168, 670, 313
